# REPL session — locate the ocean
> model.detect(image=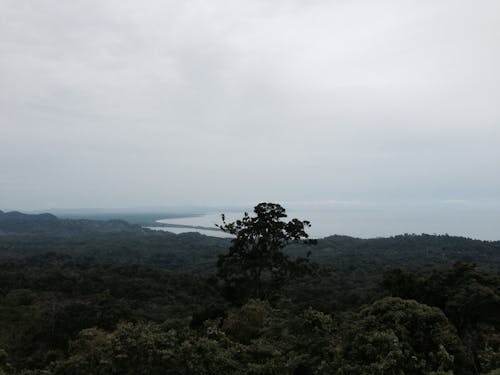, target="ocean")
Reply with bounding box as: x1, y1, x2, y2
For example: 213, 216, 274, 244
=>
148, 201, 500, 241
